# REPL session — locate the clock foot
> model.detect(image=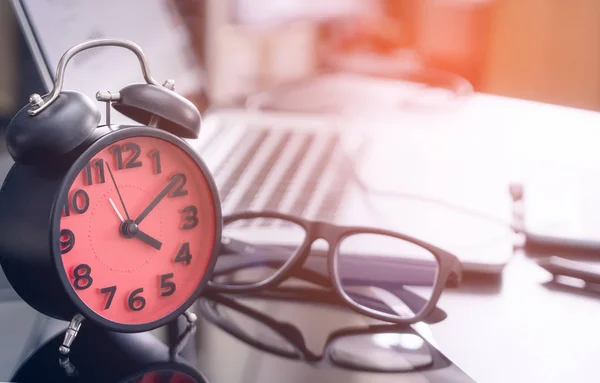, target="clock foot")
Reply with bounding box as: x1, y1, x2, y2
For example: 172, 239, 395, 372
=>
59, 313, 85, 356
170, 309, 197, 357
